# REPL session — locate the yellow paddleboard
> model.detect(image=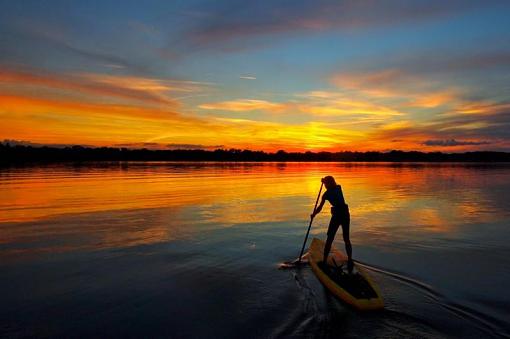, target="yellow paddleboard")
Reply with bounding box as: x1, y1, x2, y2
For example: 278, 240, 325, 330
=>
309, 238, 384, 311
